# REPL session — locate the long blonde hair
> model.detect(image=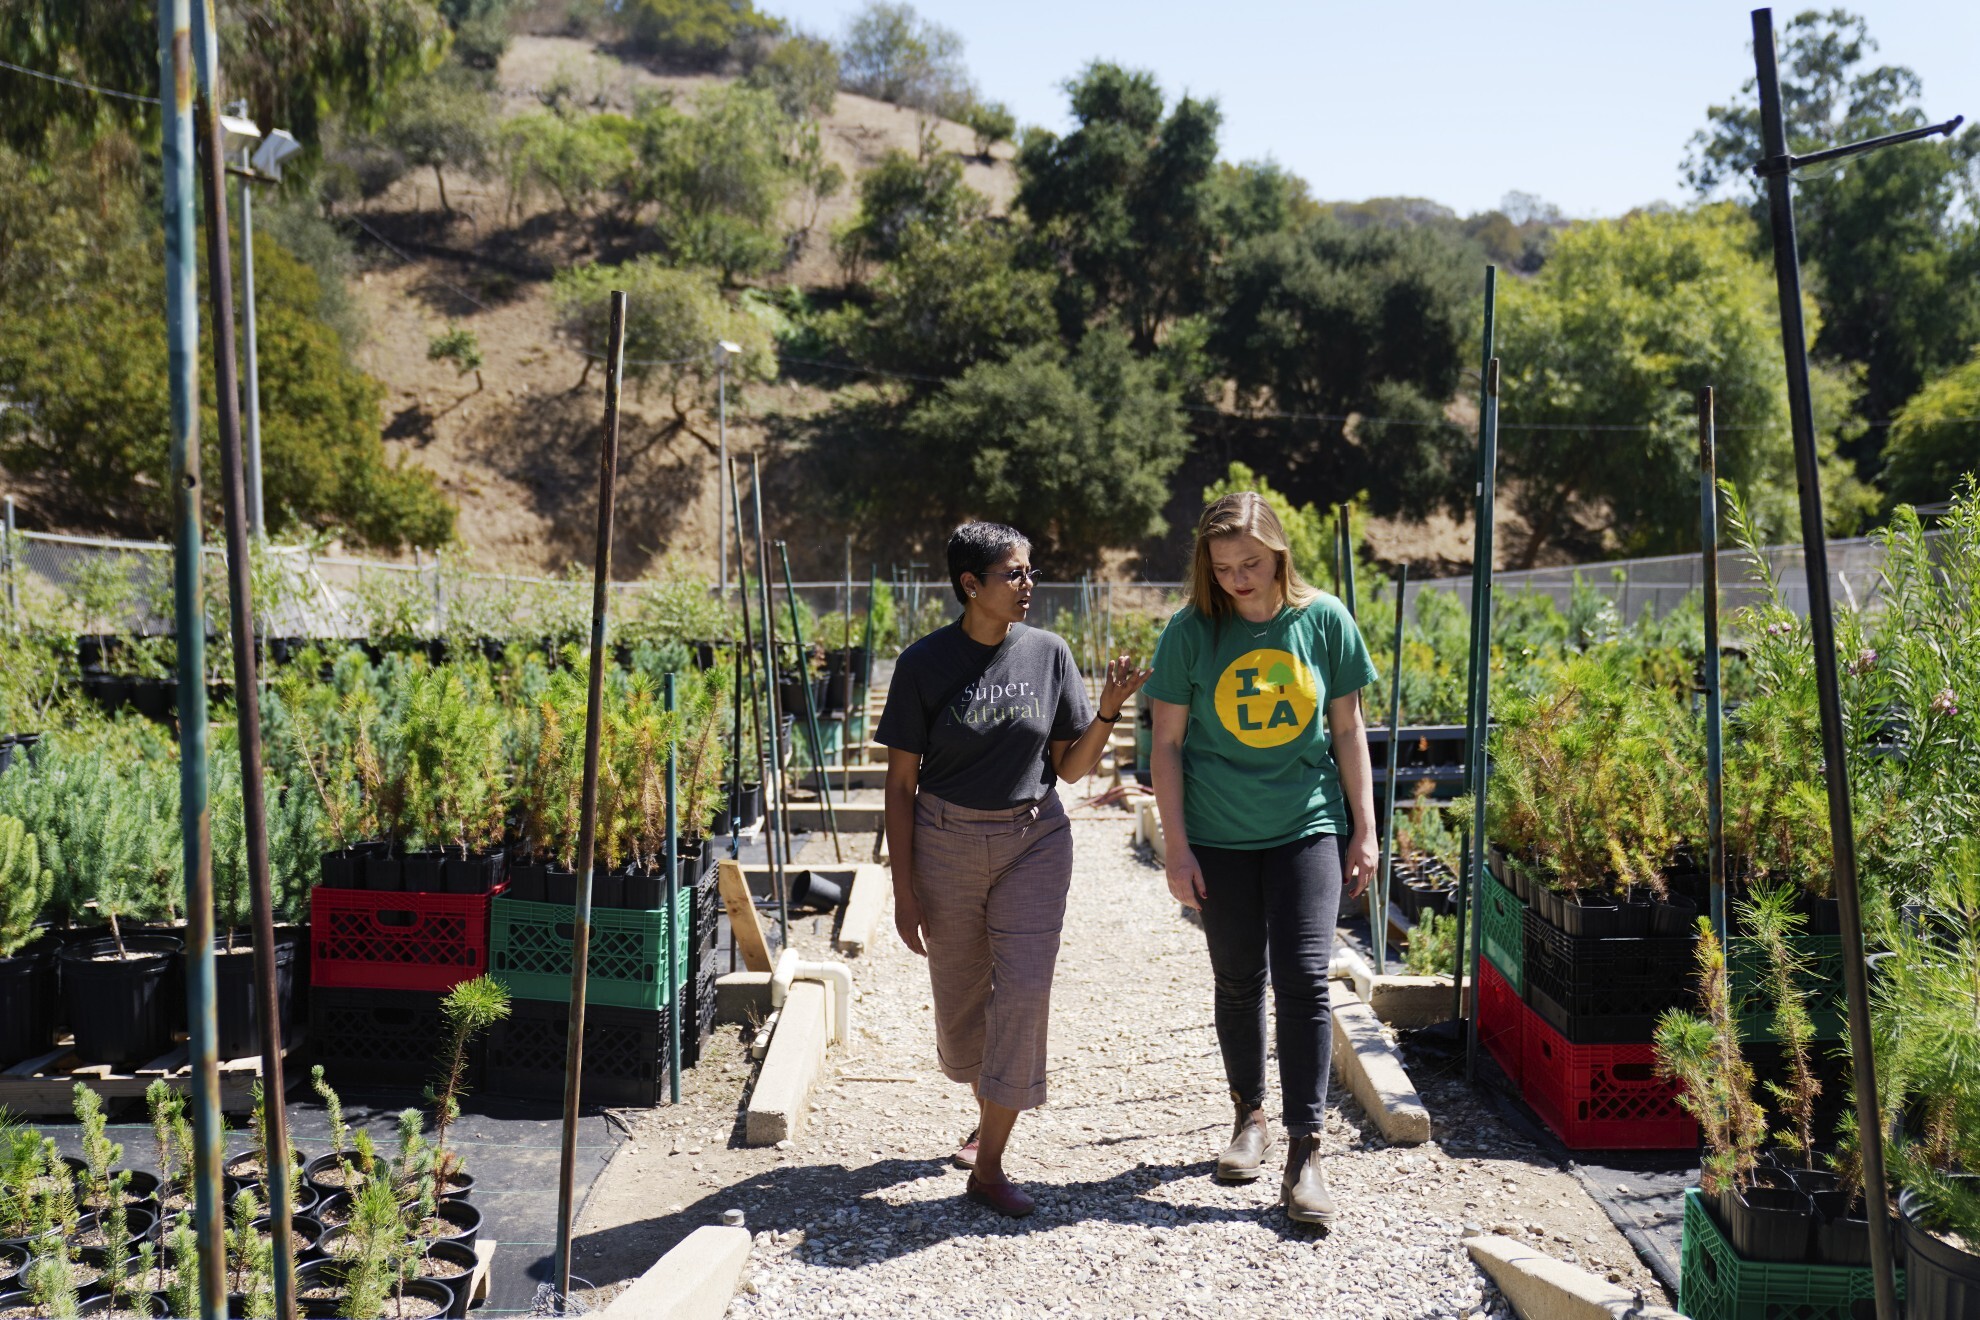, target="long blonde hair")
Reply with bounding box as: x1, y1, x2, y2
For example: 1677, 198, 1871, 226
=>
1185, 492, 1320, 620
